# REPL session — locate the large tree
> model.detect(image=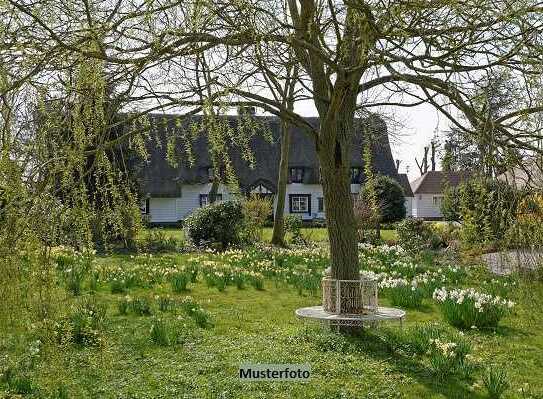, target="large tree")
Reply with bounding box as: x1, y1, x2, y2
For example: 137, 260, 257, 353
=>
3, 0, 543, 287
